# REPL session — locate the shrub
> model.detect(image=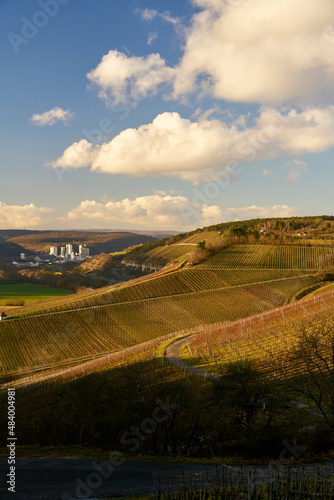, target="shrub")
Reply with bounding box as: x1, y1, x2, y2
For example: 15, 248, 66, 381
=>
5, 299, 25, 306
